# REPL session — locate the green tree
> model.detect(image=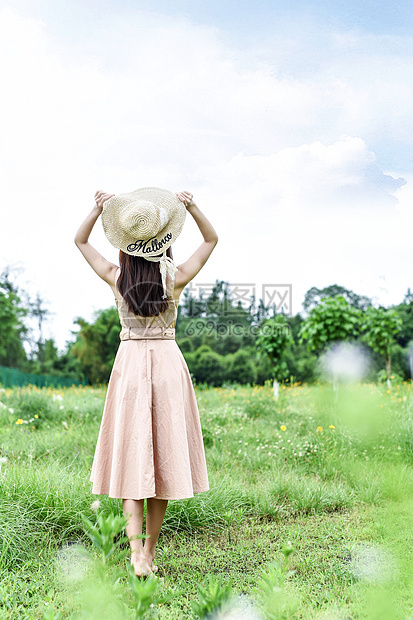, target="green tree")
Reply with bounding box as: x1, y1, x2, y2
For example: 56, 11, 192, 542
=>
29, 338, 84, 381
27, 292, 51, 372
393, 290, 413, 348
299, 296, 361, 353
284, 314, 317, 384
71, 307, 121, 384
176, 280, 256, 355
0, 269, 28, 367
361, 306, 402, 388
303, 285, 371, 312
256, 315, 294, 395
